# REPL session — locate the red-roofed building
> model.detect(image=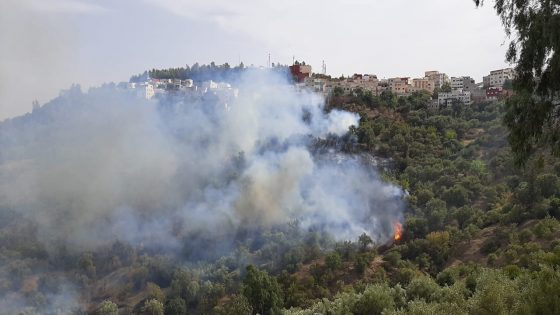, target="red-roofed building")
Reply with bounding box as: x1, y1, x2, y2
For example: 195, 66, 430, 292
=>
290, 64, 312, 83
